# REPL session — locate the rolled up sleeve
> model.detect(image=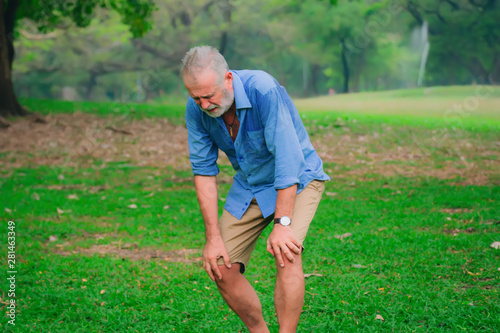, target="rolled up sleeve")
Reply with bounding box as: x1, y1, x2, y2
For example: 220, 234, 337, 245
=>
185, 103, 219, 176
260, 87, 305, 190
